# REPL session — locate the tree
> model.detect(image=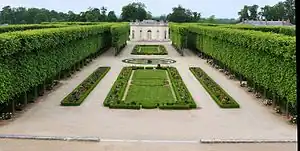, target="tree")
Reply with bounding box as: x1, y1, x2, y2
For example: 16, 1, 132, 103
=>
107, 11, 117, 22
146, 11, 152, 19
167, 5, 200, 22
238, 5, 250, 21
100, 6, 107, 21
121, 2, 147, 21
249, 5, 259, 20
